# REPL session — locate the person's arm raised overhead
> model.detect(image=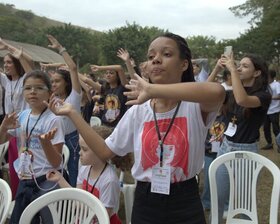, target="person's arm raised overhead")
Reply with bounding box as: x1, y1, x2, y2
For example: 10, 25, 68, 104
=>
0, 38, 34, 72
117, 48, 137, 80
220, 53, 261, 108
90, 64, 128, 86
78, 72, 102, 93
207, 59, 223, 82
47, 34, 81, 94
